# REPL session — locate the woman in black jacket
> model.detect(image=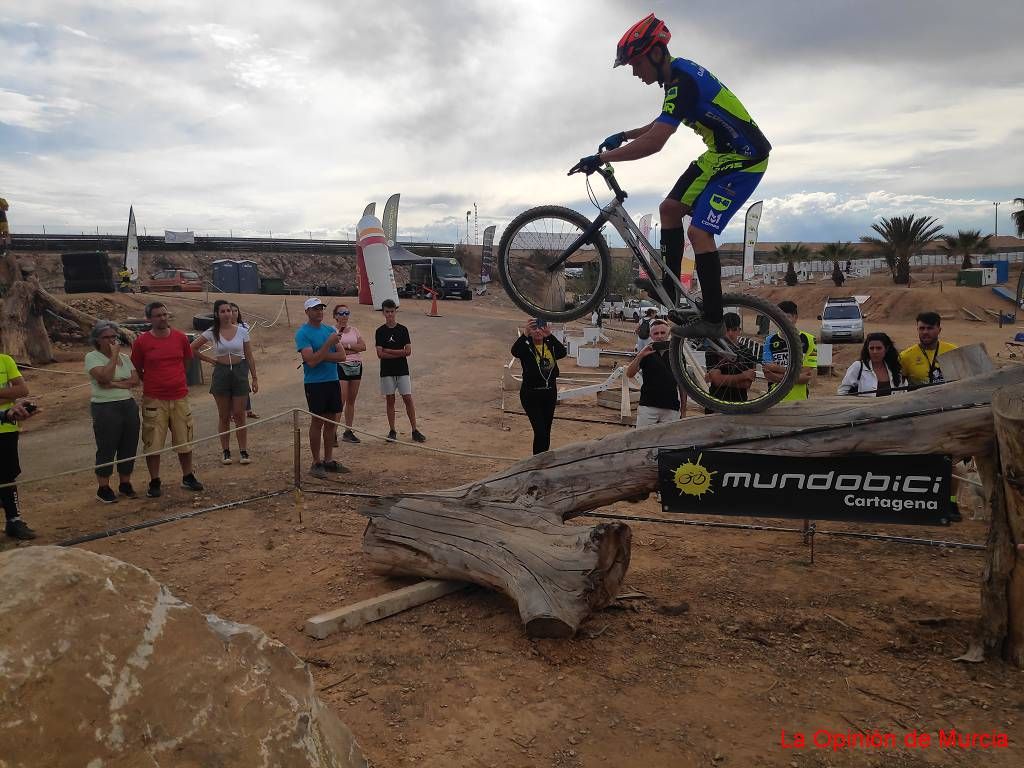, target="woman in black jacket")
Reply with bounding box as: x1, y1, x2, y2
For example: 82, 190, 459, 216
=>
511, 319, 568, 454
